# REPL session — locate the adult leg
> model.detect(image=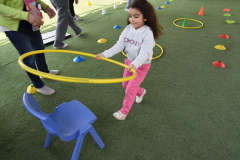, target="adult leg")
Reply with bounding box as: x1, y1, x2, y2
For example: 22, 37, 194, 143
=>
50, 0, 70, 48
68, 10, 82, 36
29, 30, 49, 73
69, 0, 75, 17
126, 0, 132, 9
5, 31, 44, 89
